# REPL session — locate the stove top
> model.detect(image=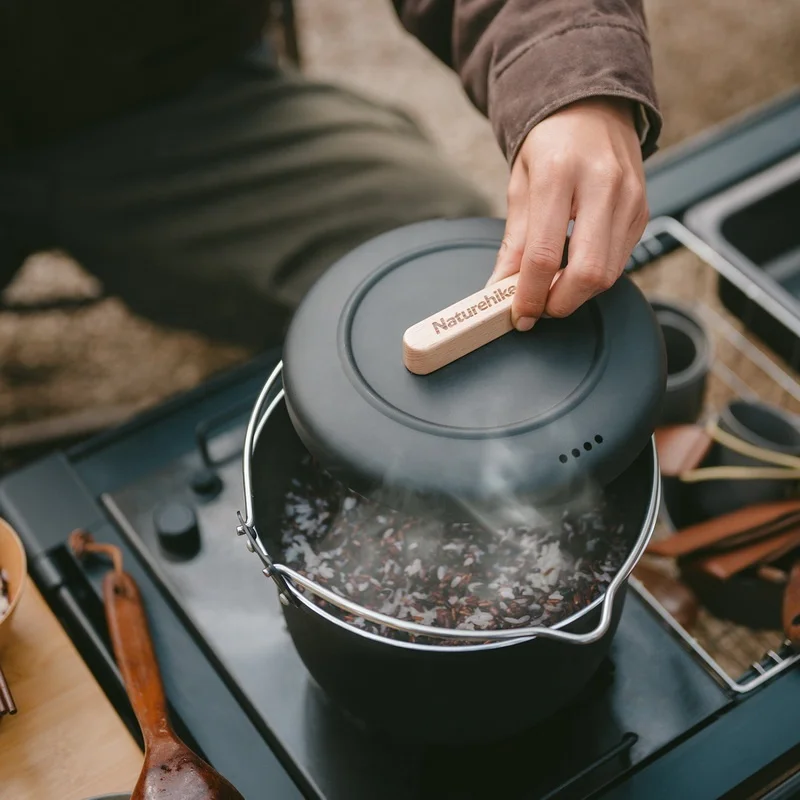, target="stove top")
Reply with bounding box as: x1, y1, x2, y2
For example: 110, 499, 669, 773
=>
99, 411, 727, 800
8, 95, 800, 792
2, 346, 800, 800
